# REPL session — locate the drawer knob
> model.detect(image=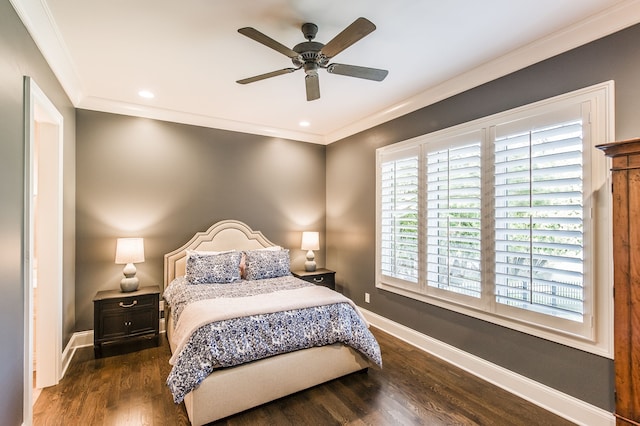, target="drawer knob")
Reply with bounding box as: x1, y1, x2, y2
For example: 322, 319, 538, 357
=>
119, 300, 138, 308
313, 276, 324, 283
